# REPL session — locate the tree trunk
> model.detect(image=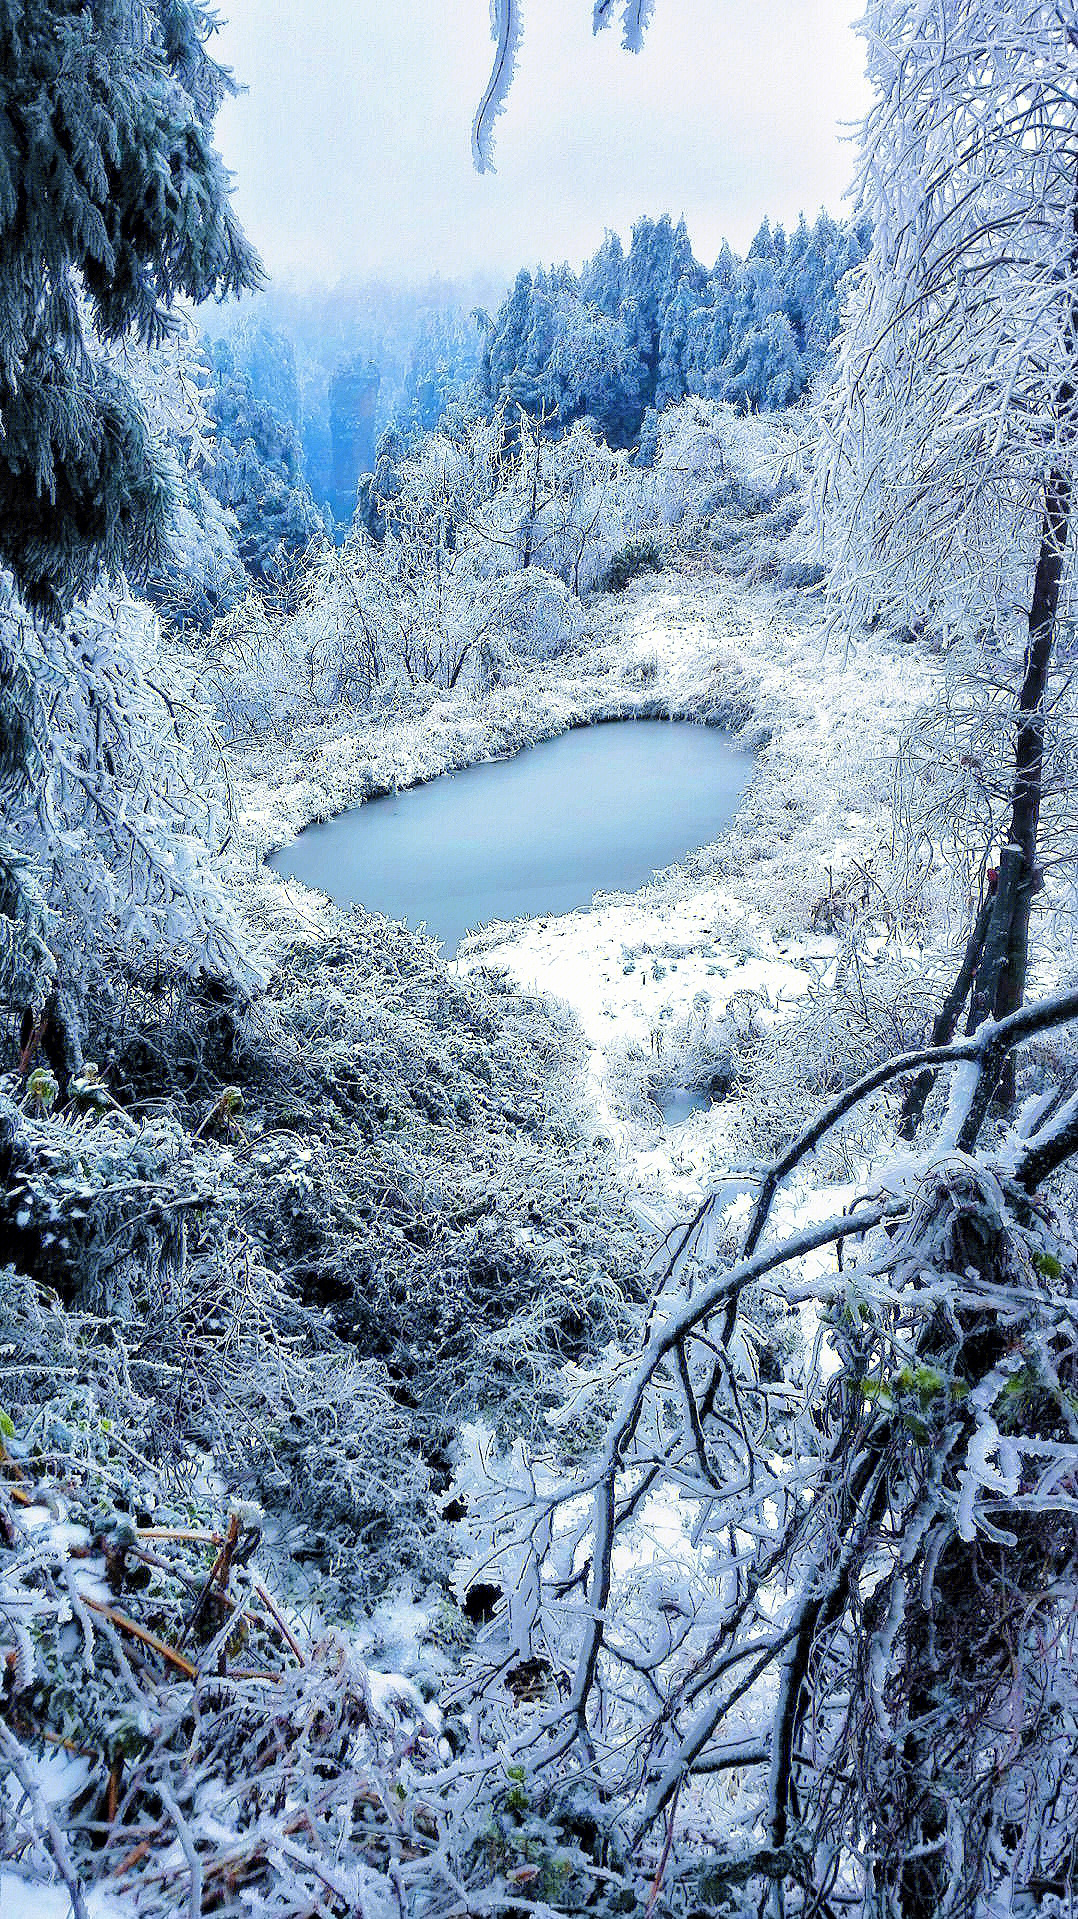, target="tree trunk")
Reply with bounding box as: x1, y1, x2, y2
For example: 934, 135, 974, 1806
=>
904, 192, 1076, 1120
989, 459, 1071, 1027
